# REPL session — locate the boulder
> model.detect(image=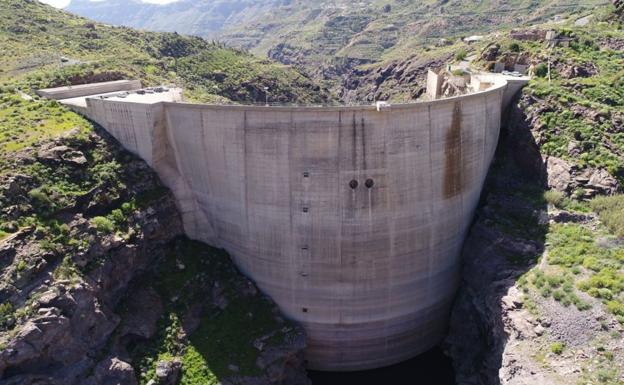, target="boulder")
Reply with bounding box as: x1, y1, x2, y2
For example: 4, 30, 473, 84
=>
481, 44, 500, 61
61, 150, 88, 166
85, 357, 138, 385
587, 168, 619, 195
155, 359, 182, 385
545, 157, 573, 192
37, 145, 70, 162
559, 63, 597, 79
